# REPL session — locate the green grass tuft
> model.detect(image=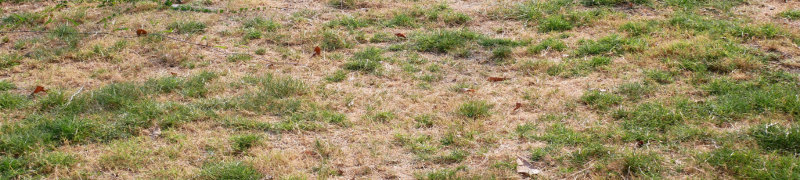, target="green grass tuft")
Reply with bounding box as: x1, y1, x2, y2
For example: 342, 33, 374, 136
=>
457, 100, 493, 119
